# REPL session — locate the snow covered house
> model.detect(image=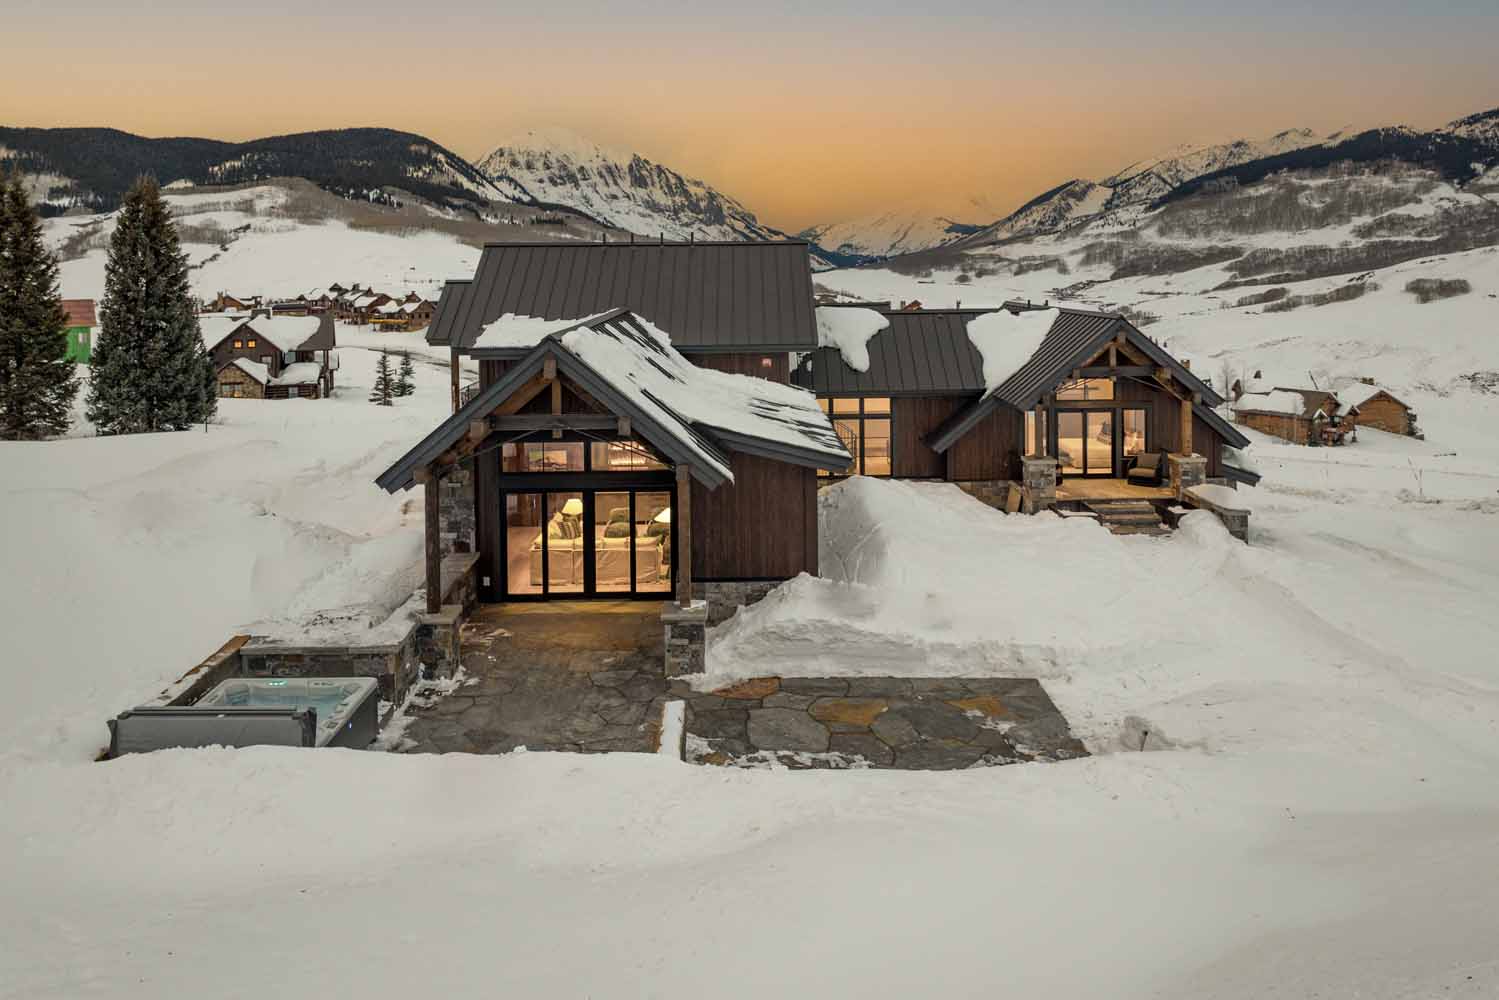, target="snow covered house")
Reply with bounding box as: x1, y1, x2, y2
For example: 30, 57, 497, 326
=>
203, 312, 337, 400
380, 241, 850, 634
796, 305, 1256, 506
370, 298, 434, 332
1341, 381, 1419, 437
1232, 386, 1349, 445
377, 306, 850, 643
